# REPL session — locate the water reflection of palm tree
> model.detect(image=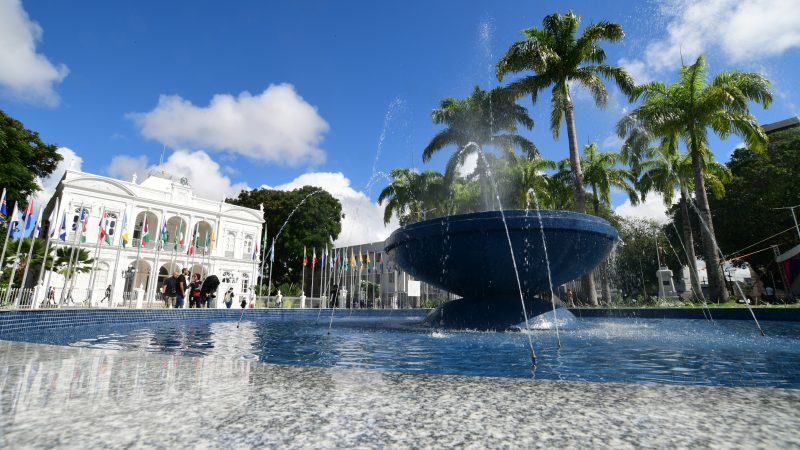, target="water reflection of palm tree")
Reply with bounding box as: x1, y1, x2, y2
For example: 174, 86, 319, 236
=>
422, 85, 537, 211
497, 11, 635, 306
618, 54, 771, 301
